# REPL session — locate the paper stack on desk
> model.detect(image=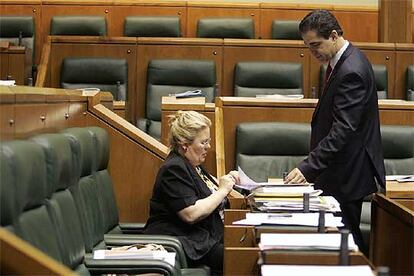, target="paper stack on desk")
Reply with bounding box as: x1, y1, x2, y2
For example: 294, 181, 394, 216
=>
93, 249, 176, 266
261, 265, 374, 276
259, 233, 358, 251
233, 212, 343, 228
257, 196, 341, 212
